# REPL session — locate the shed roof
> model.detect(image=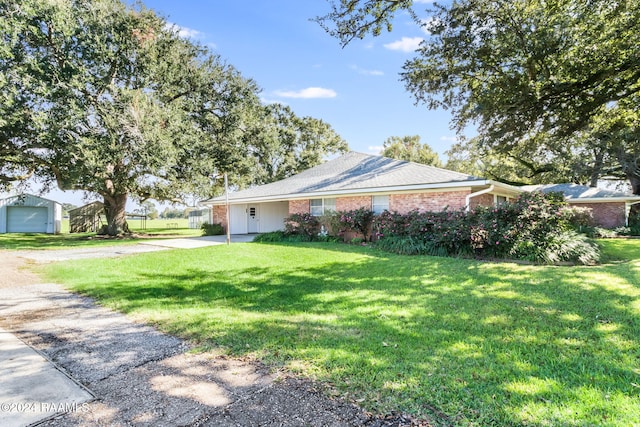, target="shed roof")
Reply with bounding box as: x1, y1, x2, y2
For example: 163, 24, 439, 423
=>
0, 193, 61, 206
204, 152, 484, 204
